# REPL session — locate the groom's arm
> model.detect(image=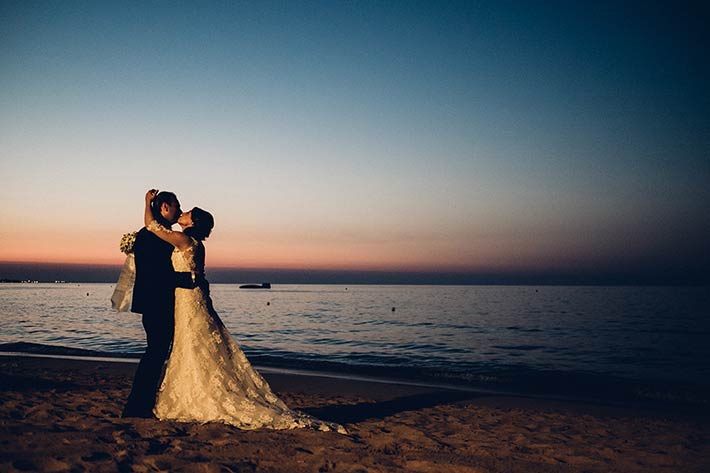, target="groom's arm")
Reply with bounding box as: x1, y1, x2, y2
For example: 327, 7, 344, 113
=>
174, 271, 196, 289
